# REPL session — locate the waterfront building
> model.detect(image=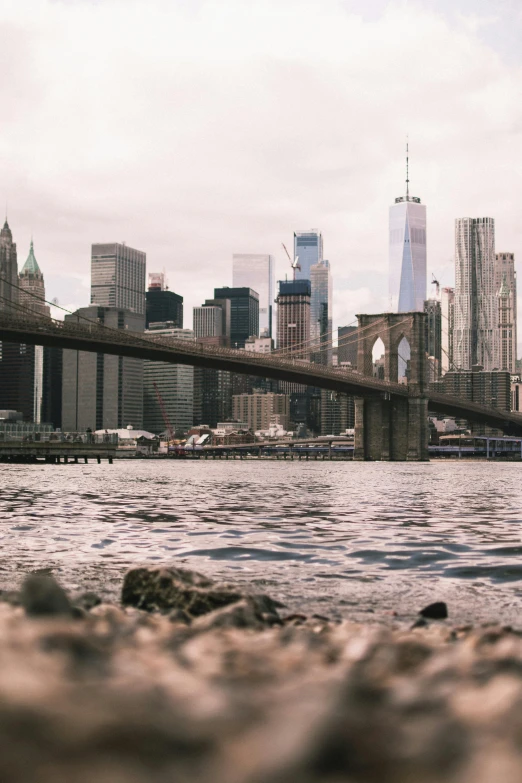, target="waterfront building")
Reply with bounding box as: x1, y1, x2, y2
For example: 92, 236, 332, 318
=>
143, 324, 194, 436
424, 297, 442, 379
440, 287, 454, 375
146, 272, 183, 328
293, 230, 323, 282
437, 366, 510, 435
320, 389, 354, 435
338, 326, 358, 367
276, 279, 311, 358
62, 306, 145, 431
388, 150, 426, 312
91, 242, 146, 315
213, 287, 259, 349
453, 217, 498, 370
232, 254, 275, 337
310, 260, 332, 365
232, 391, 289, 432
495, 253, 517, 373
